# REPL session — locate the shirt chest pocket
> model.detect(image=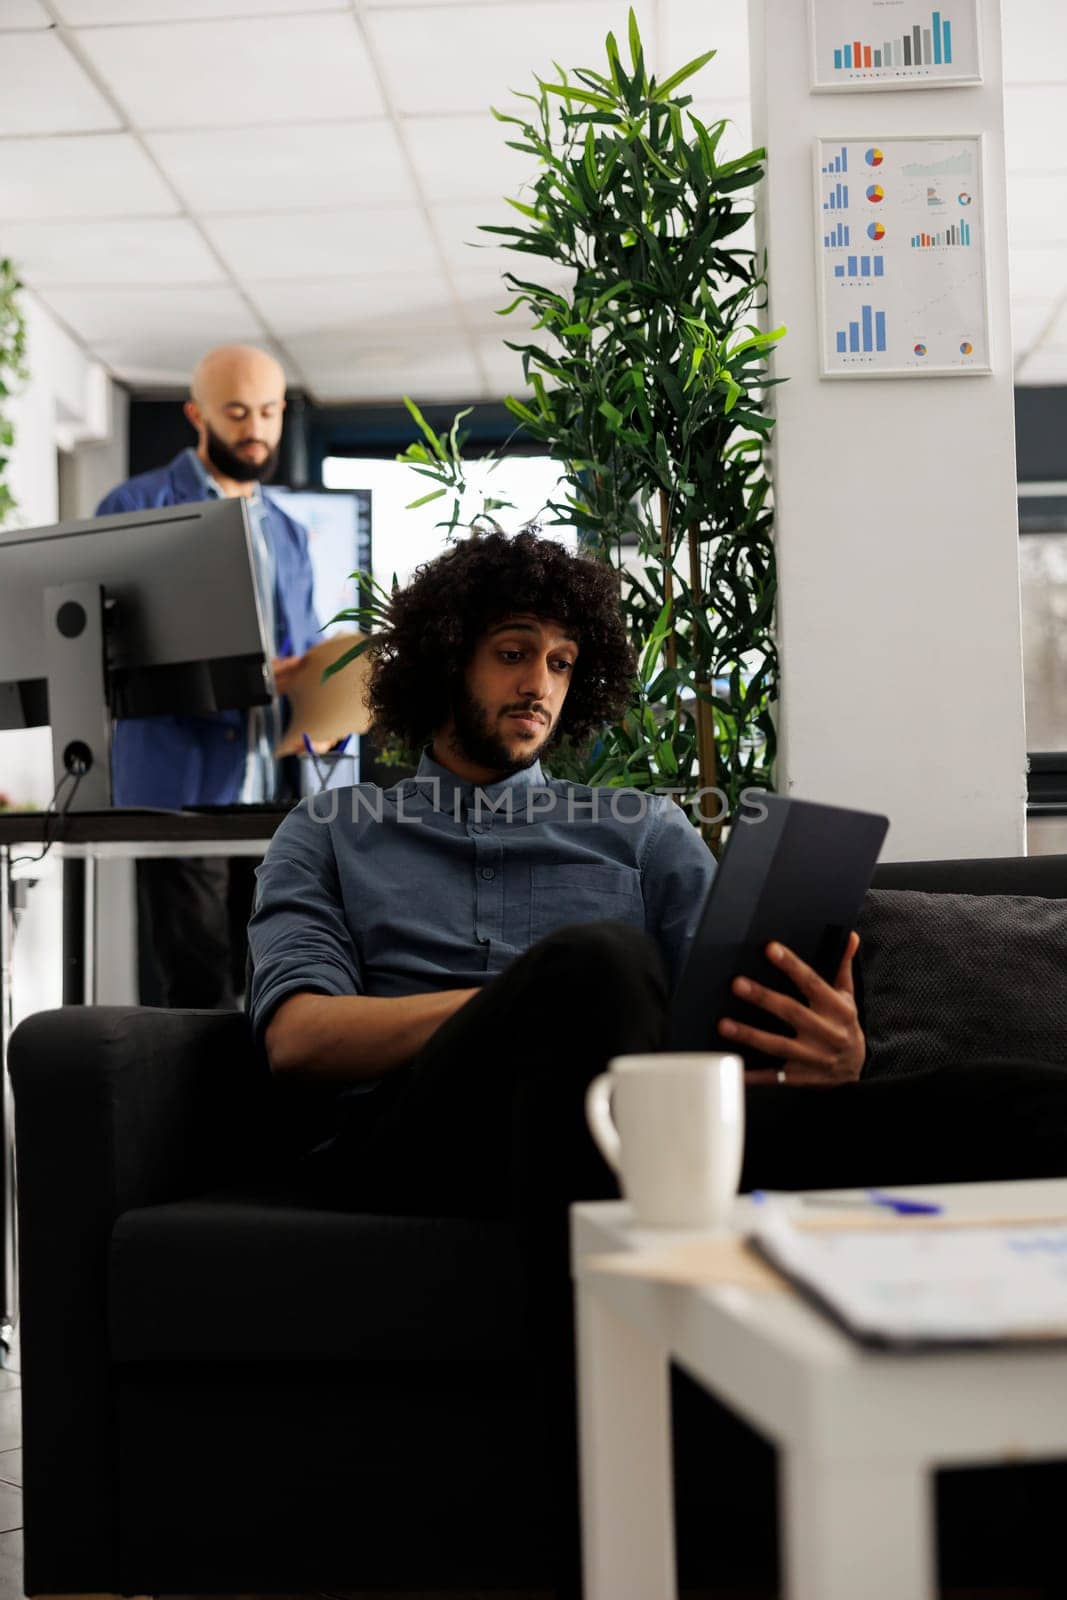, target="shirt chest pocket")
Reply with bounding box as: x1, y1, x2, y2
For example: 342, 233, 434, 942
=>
529, 863, 644, 946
